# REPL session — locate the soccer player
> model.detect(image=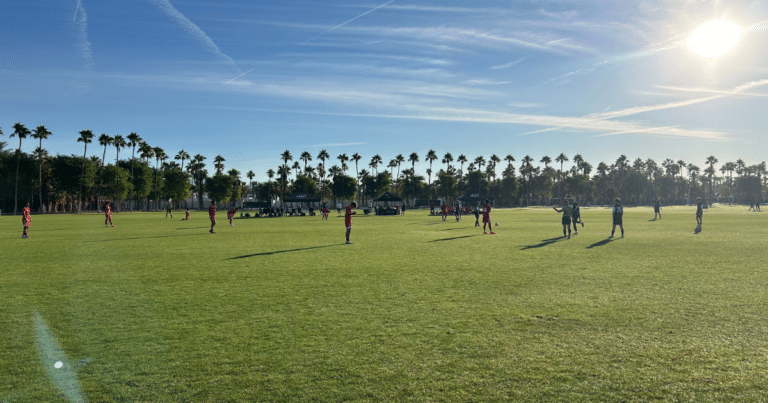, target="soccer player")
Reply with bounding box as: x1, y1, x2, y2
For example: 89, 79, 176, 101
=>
553, 199, 573, 239
430, 201, 435, 215
474, 202, 481, 227
321, 204, 329, 220
454, 200, 461, 222
182, 209, 190, 220
440, 202, 448, 221
227, 207, 238, 226
165, 204, 173, 218
571, 201, 584, 234
653, 199, 662, 219
208, 201, 217, 234
345, 201, 357, 244
401, 203, 406, 216
482, 199, 495, 234
104, 202, 114, 227
21, 202, 31, 238
695, 197, 704, 229
337, 203, 342, 217
609, 198, 624, 239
